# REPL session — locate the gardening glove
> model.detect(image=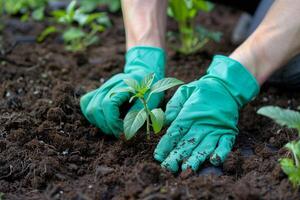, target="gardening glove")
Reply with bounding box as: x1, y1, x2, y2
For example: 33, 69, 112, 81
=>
154, 55, 260, 172
80, 46, 166, 137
